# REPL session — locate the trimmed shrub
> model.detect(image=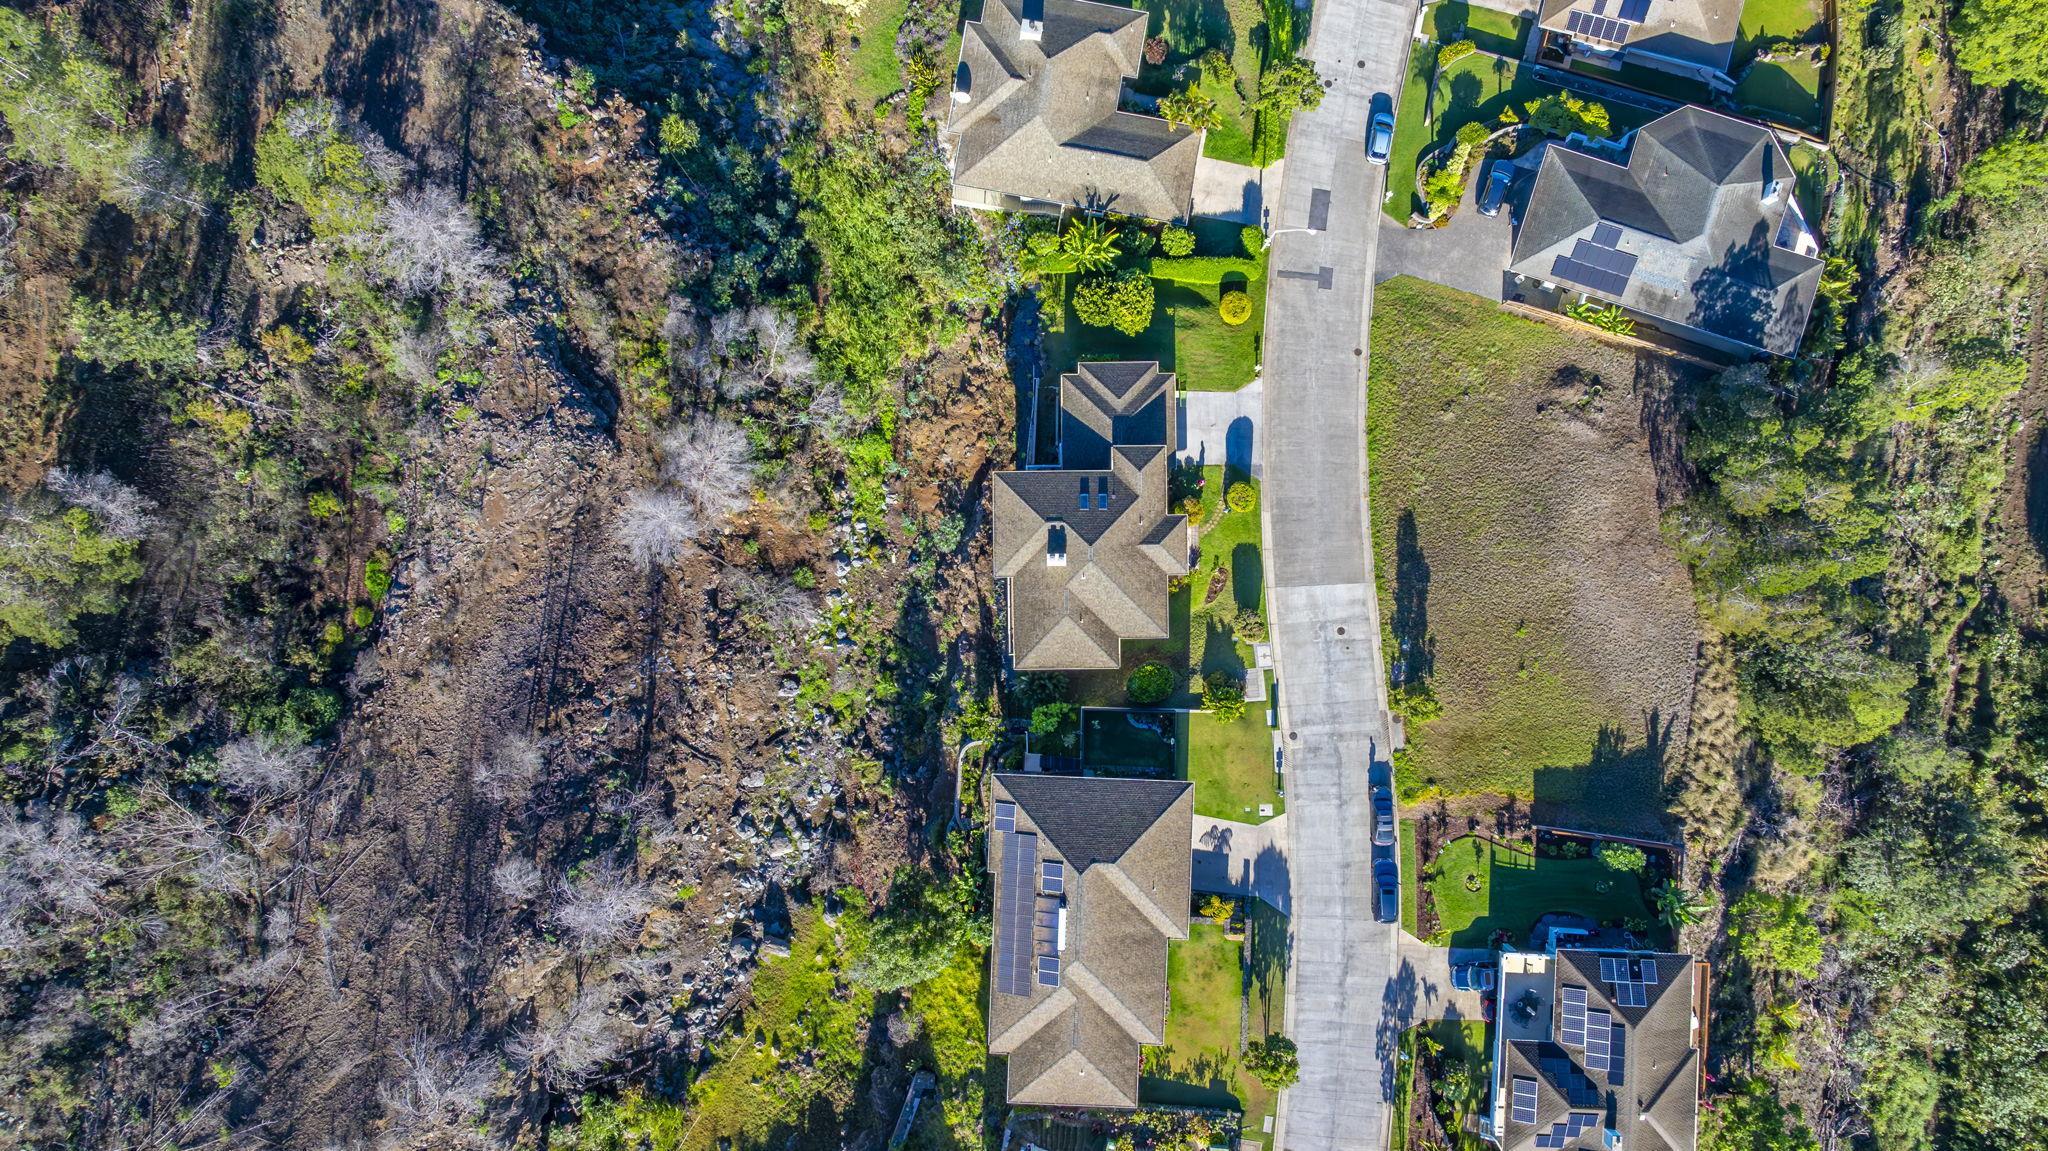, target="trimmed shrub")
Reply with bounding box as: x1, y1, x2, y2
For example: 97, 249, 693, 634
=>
1151, 255, 1264, 285
1437, 39, 1477, 69
1127, 660, 1175, 705
1241, 225, 1264, 257
1203, 676, 1247, 721
1596, 842, 1648, 873
1144, 35, 1169, 65
1225, 481, 1256, 512
1219, 290, 1253, 325
1233, 606, 1268, 643
1160, 225, 1196, 257
1072, 269, 1155, 336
